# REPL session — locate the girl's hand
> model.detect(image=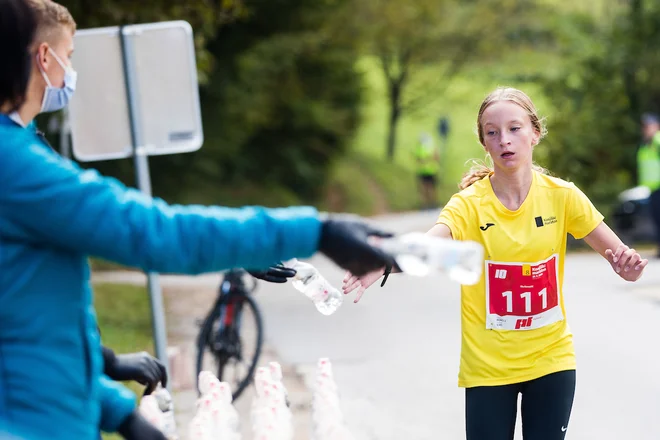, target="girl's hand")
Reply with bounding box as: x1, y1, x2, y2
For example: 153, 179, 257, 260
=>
342, 267, 386, 303
605, 244, 648, 282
